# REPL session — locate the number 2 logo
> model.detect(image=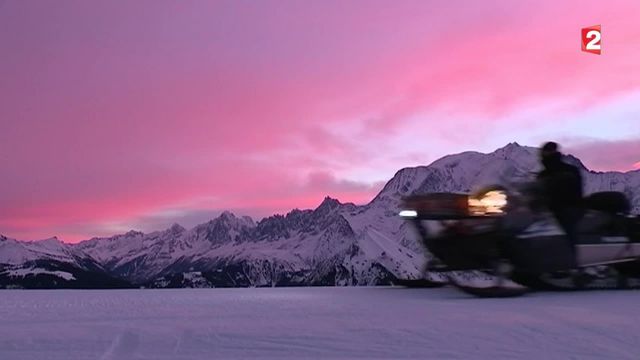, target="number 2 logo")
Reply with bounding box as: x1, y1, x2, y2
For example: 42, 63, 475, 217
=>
581, 25, 602, 55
